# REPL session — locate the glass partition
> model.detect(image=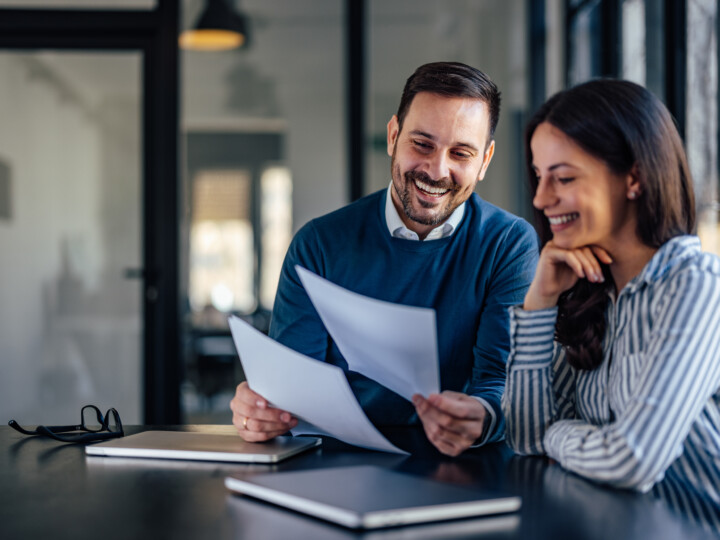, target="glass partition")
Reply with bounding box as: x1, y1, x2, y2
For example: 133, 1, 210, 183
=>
0, 51, 143, 424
